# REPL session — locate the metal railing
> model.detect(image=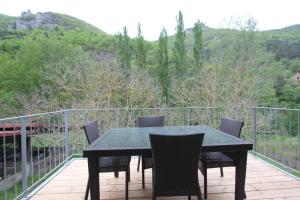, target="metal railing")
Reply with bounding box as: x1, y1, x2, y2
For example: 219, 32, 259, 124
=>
0, 106, 299, 199
0, 111, 69, 200
252, 107, 300, 171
